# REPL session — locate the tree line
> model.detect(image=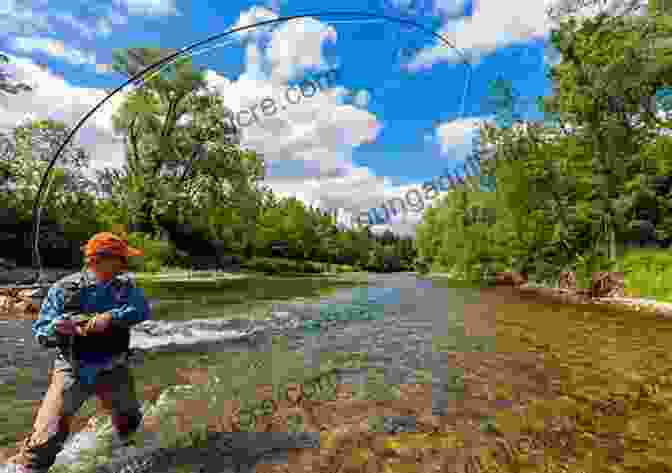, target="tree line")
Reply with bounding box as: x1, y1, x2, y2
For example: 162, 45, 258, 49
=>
415, 0, 672, 286
0, 49, 416, 274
